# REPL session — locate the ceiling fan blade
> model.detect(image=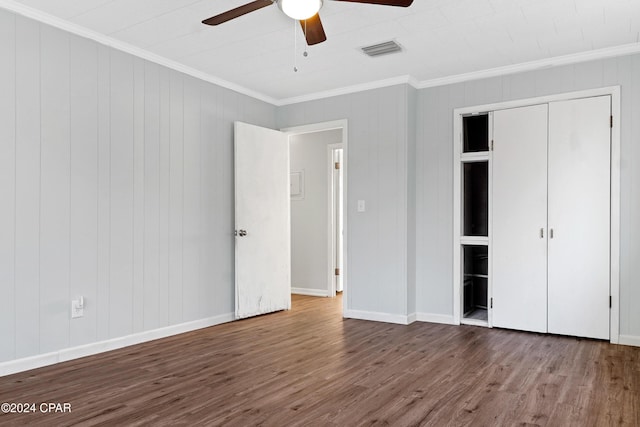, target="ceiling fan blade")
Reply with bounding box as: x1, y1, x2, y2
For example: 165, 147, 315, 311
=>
332, 0, 413, 6
300, 13, 327, 46
202, 0, 273, 26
